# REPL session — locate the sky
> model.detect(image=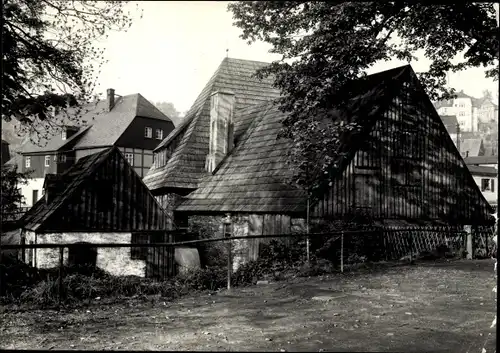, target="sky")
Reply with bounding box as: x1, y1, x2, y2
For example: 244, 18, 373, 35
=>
94, 1, 499, 114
